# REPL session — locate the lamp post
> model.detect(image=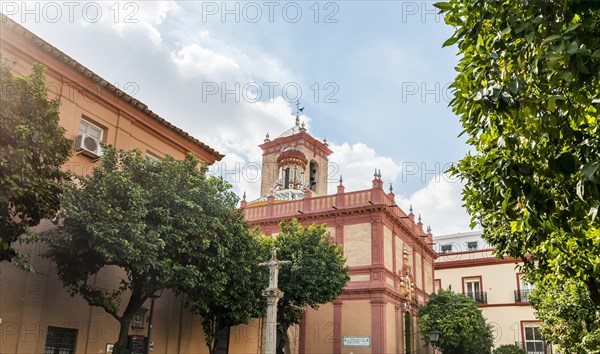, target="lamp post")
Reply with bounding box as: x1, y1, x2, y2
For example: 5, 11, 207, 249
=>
146, 289, 163, 354
426, 331, 440, 353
